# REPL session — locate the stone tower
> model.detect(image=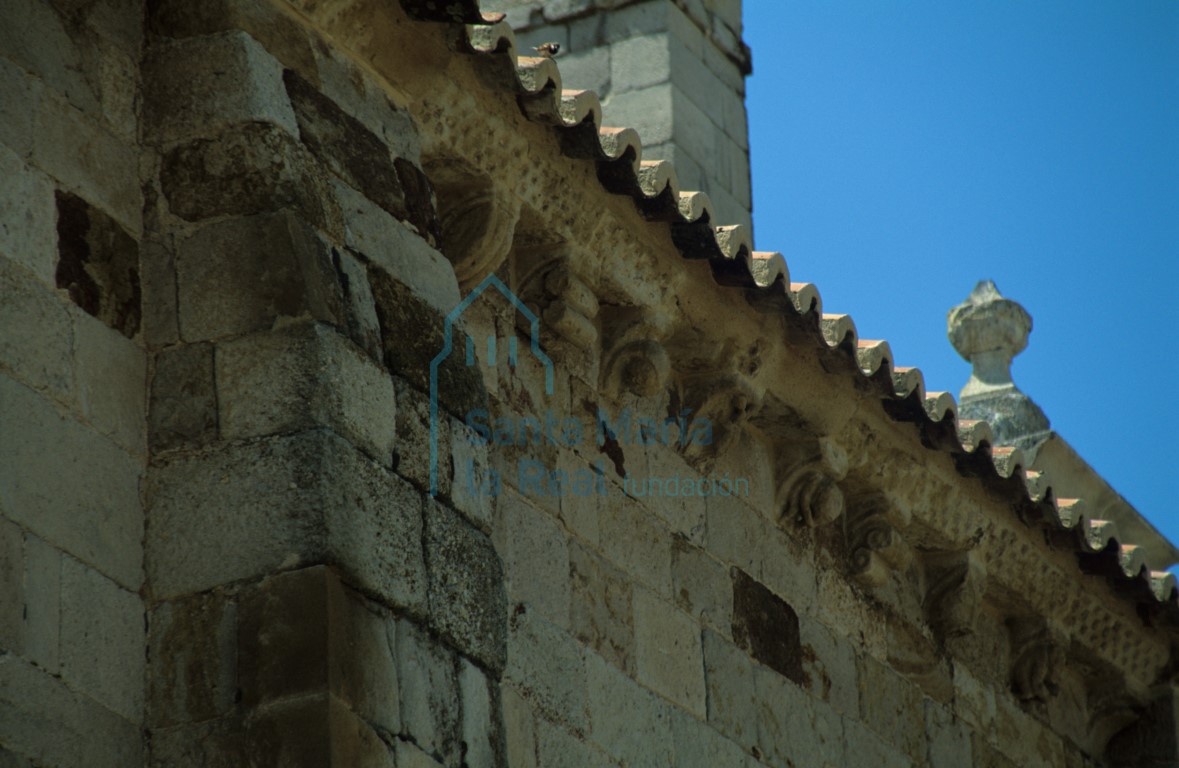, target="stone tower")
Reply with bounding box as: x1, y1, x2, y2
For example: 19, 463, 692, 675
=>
488, 0, 753, 232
